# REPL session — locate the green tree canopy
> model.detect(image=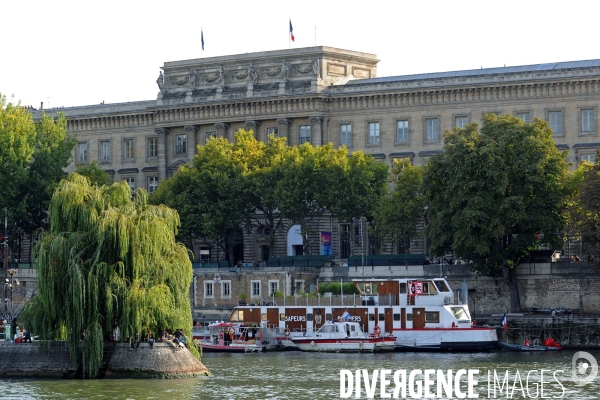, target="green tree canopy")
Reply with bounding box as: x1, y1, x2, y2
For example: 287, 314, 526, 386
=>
570, 152, 600, 266
74, 160, 111, 187
423, 115, 570, 312
372, 158, 426, 253
21, 174, 195, 377
0, 94, 76, 259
